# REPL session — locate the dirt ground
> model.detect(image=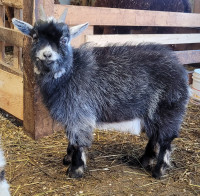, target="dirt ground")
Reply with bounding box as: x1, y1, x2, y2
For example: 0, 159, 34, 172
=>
0, 101, 200, 196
